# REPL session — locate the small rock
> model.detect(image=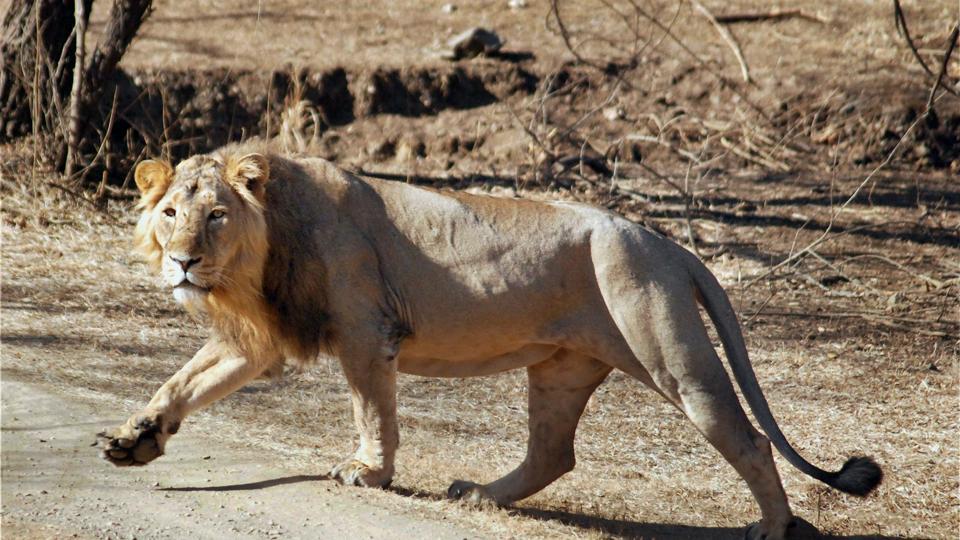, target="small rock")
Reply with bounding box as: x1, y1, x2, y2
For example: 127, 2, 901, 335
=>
444, 27, 504, 60
603, 106, 625, 122
508, 0, 527, 8
441, 3, 457, 12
